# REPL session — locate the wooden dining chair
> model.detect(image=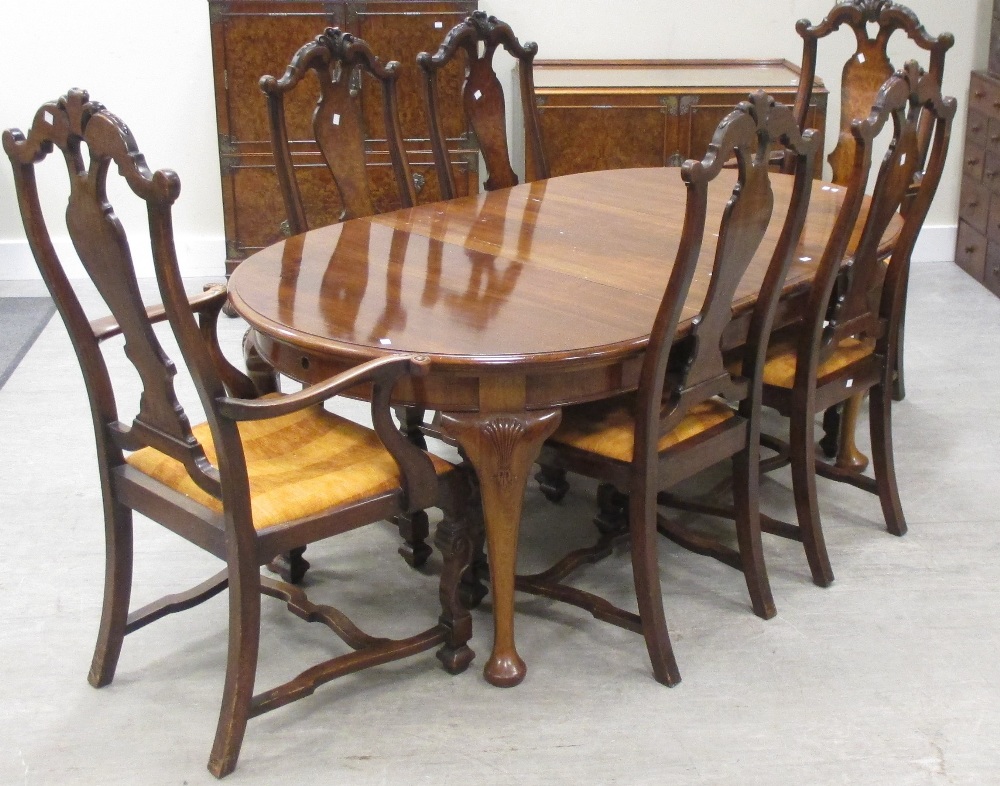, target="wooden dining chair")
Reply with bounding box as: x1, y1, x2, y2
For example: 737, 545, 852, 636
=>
416, 10, 549, 201
260, 28, 437, 573
757, 63, 955, 587
3, 89, 474, 779
512, 93, 818, 686
260, 26, 416, 234
787, 0, 954, 444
